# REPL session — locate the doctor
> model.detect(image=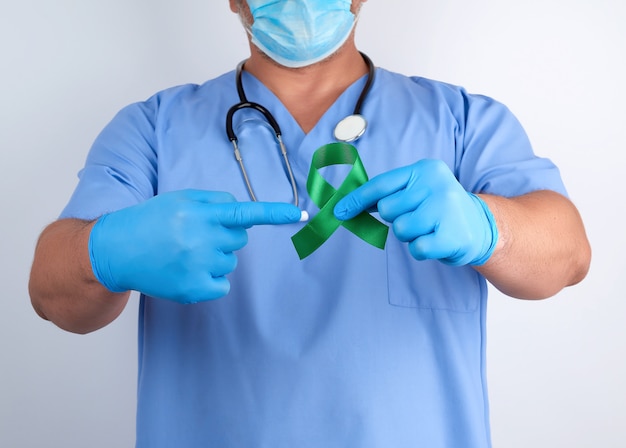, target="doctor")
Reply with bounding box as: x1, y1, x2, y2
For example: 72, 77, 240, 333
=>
29, 1, 591, 447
